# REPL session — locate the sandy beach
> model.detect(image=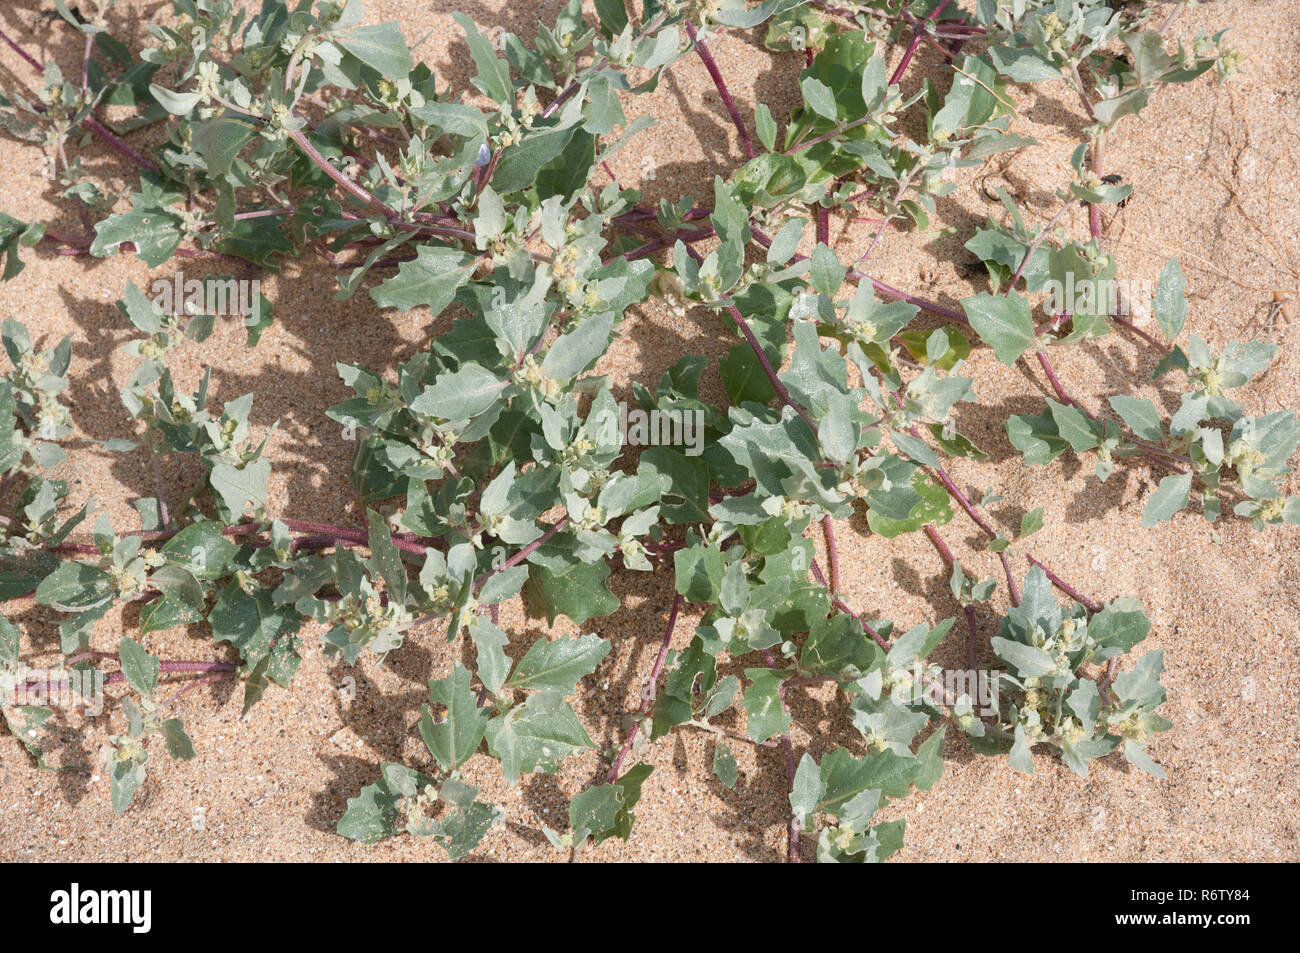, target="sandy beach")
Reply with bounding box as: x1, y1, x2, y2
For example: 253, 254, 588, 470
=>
0, 0, 1297, 861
